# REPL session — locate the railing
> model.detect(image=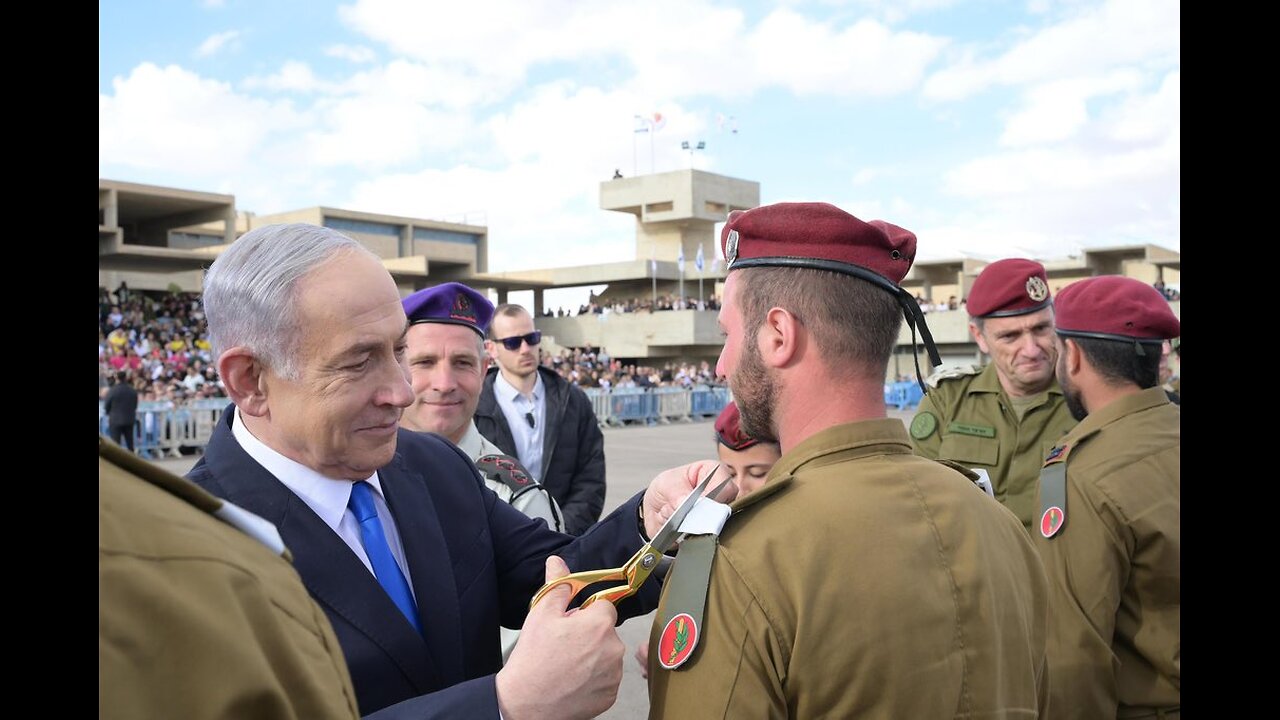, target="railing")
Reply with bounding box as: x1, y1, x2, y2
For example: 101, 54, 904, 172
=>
99, 399, 229, 459
98, 389, 738, 455
883, 382, 924, 410
584, 386, 731, 427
